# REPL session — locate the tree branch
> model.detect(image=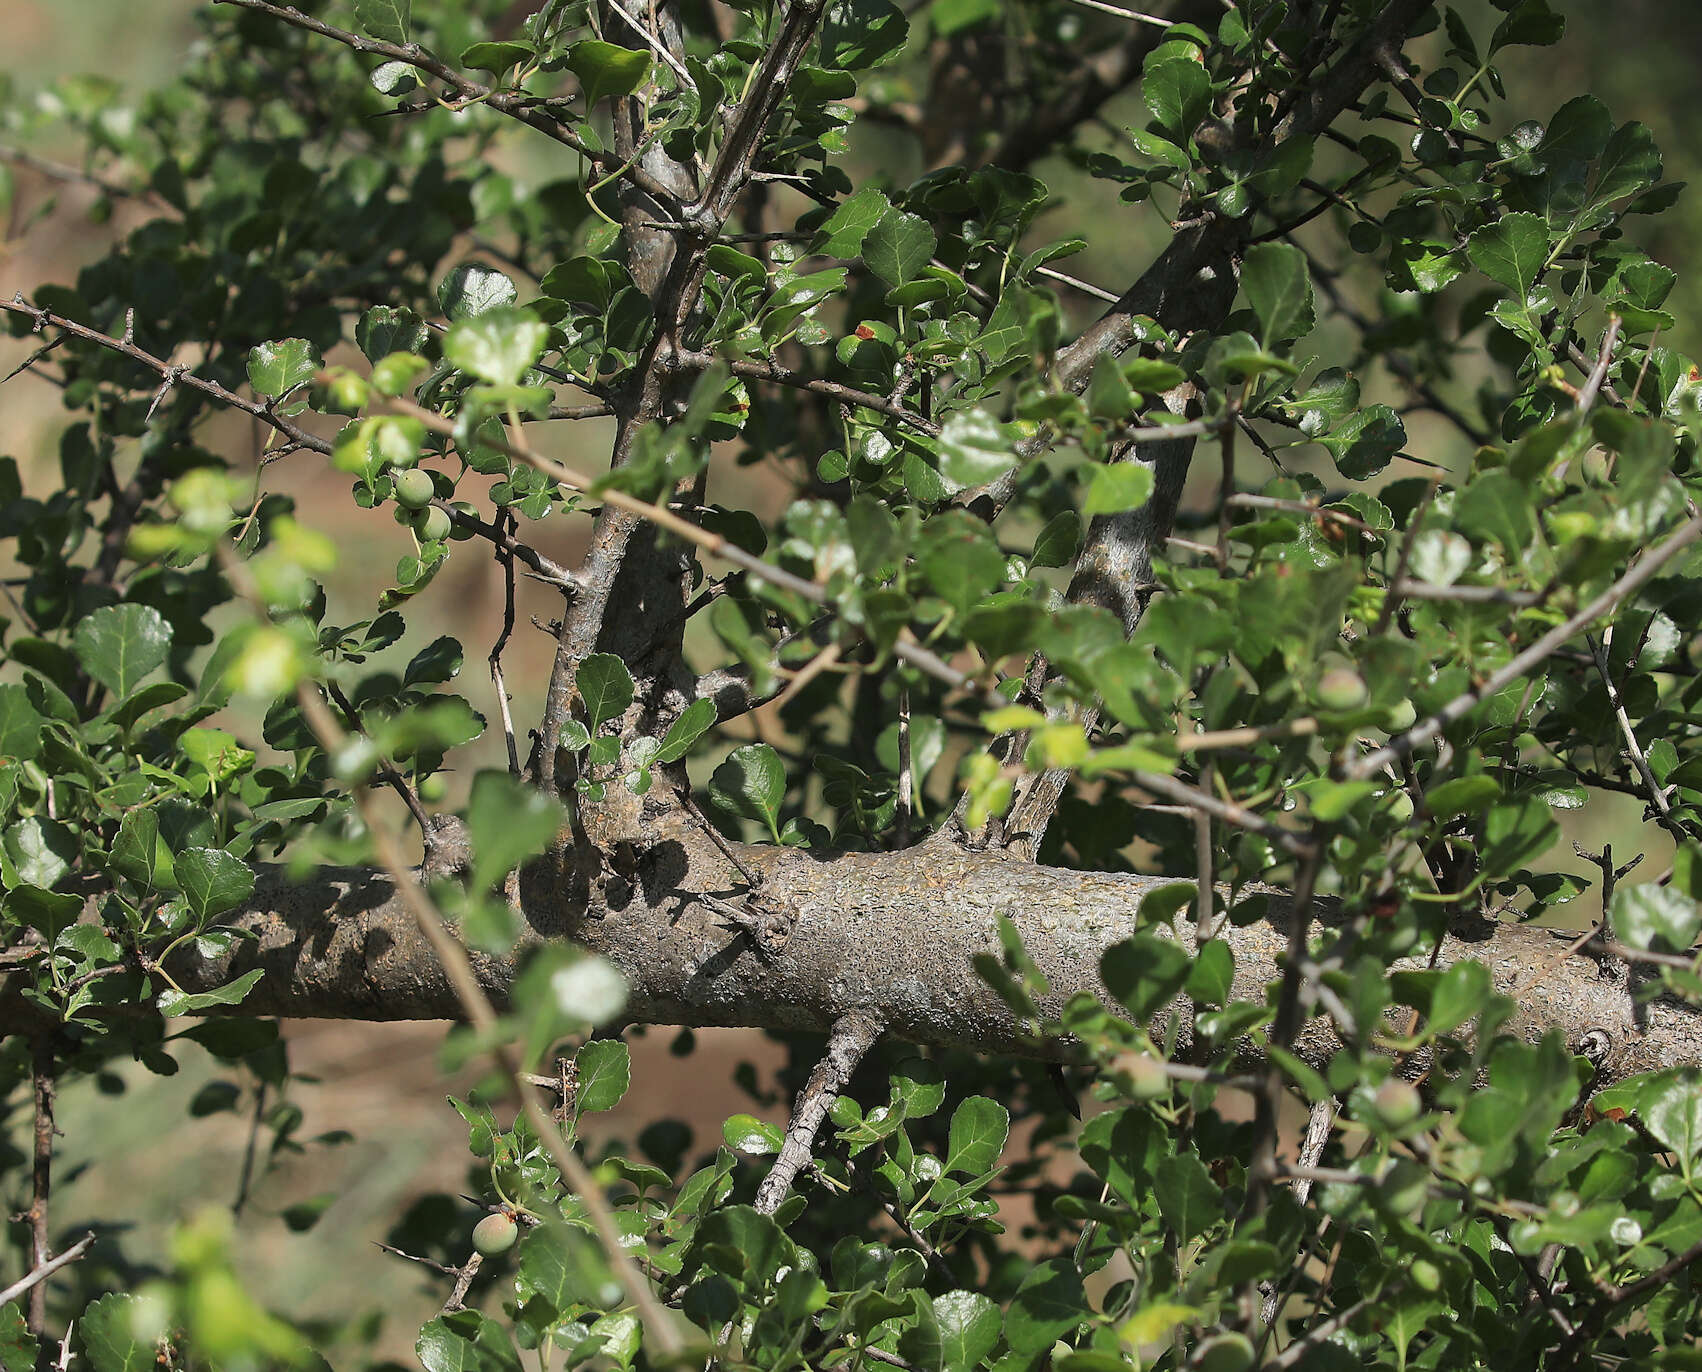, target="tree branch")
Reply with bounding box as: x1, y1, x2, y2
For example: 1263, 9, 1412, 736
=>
25, 818, 1691, 1084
